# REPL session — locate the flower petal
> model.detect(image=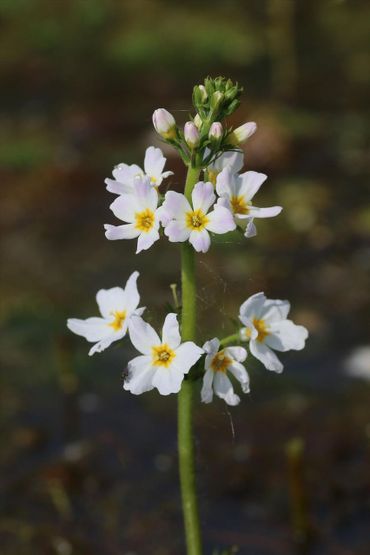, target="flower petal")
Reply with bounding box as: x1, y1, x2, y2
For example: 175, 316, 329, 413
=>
201, 368, 215, 403
67, 316, 112, 342
208, 150, 244, 173
191, 181, 215, 213
144, 146, 166, 180
124, 355, 155, 394
128, 315, 160, 355
112, 163, 142, 184
238, 171, 267, 200
162, 313, 181, 349
189, 229, 211, 252
152, 365, 185, 395
224, 346, 247, 362
202, 337, 220, 355
249, 339, 283, 373
104, 223, 139, 240
266, 320, 308, 352
134, 176, 159, 210
136, 228, 160, 253
213, 372, 240, 406
228, 361, 250, 393
123, 271, 141, 314
248, 206, 282, 218
89, 336, 119, 356
164, 220, 190, 243
206, 206, 236, 234
105, 178, 133, 195
243, 218, 257, 238
162, 191, 190, 220
173, 342, 204, 374
215, 167, 235, 197
261, 299, 291, 323
109, 194, 139, 223
96, 287, 126, 318
239, 292, 266, 323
